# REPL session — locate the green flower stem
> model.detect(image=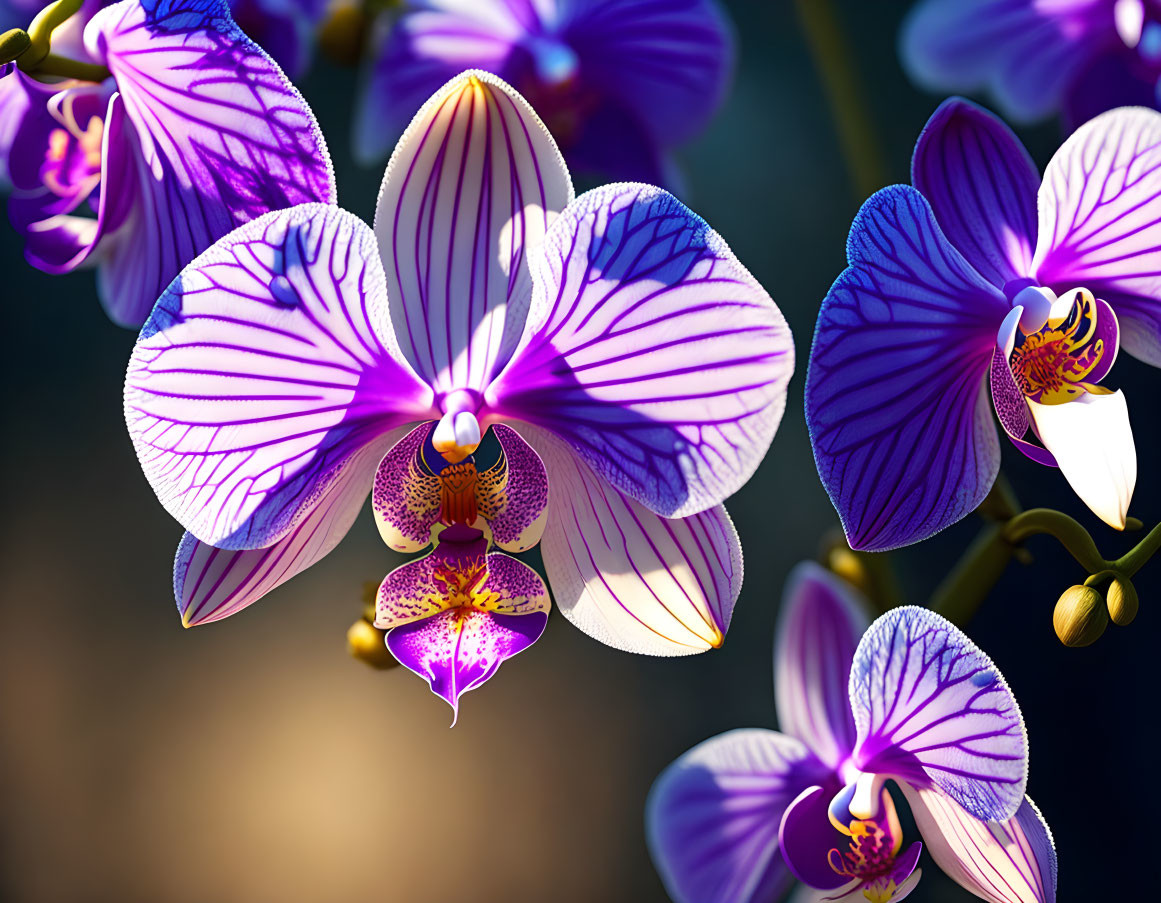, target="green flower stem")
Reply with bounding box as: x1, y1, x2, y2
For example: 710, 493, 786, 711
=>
0, 29, 32, 65
930, 522, 1016, 626
1112, 521, 1161, 577
4, 1, 110, 81
28, 52, 109, 81
1001, 509, 1106, 573
792, 0, 886, 200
